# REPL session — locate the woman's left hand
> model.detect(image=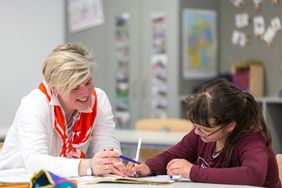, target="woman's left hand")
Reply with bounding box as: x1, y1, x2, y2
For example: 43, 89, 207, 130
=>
91, 150, 126, 176
112, 160, 127, 176
166, 159, 193, 179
